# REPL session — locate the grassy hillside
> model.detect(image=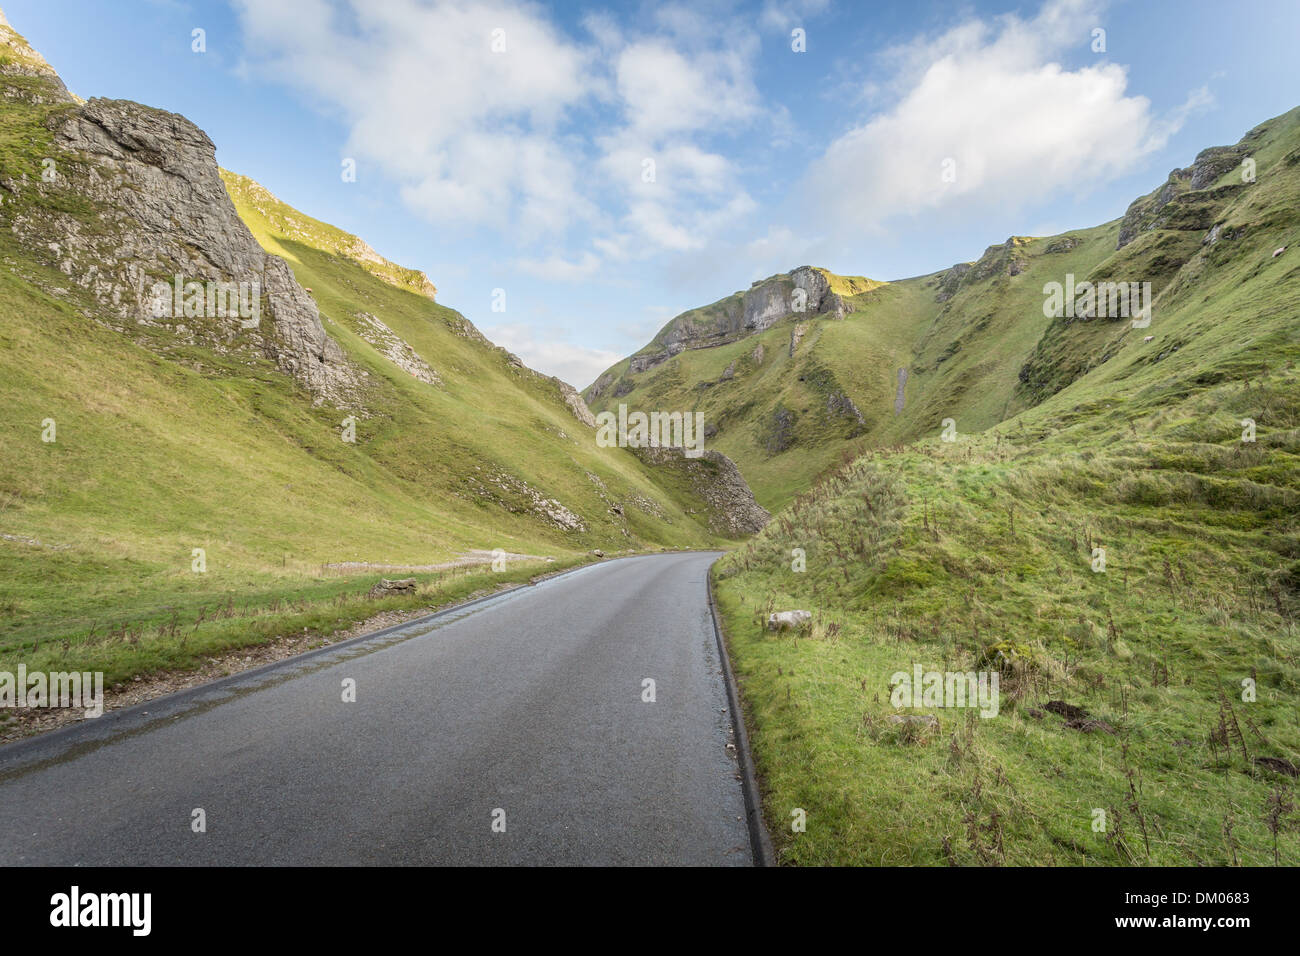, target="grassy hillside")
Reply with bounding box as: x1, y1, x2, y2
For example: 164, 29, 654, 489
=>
585, 243, 1121, 511
587, 110, 1300, 521
220, 168, 728, 553
713, 107, 1300, 865
0, 19, 729, 696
